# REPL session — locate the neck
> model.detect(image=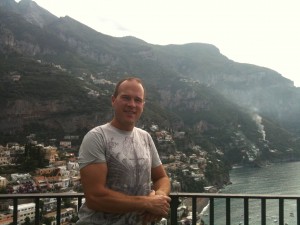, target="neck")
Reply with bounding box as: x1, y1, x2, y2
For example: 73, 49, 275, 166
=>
110, 119, 134, 131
